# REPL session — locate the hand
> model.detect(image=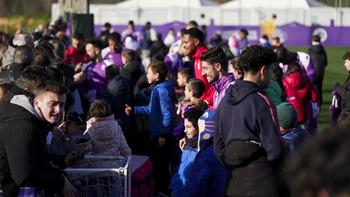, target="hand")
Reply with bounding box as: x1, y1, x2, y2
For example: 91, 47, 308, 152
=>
64, 151, 80, 167
179, 137, 186, 151
73, 72, 84, 84
67, 121, 85, 135
158, 137, 166, 147
333, 82, 340, 90
53, 122, 67, 140
62, 176, 77, 197
125, 104, 133, 116
75, 62, 83, 72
